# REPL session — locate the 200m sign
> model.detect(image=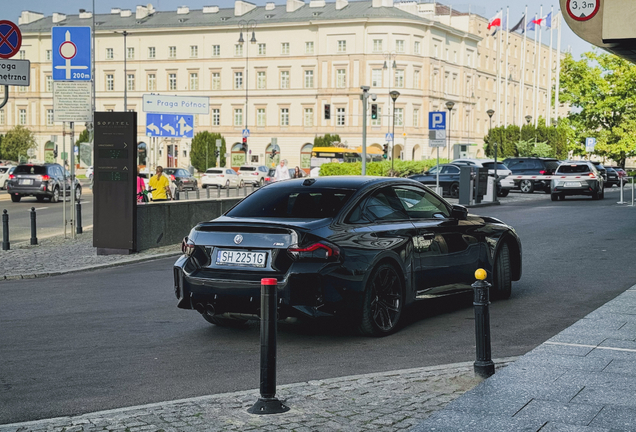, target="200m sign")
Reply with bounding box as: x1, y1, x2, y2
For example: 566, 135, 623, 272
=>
567, 0, 599, 21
